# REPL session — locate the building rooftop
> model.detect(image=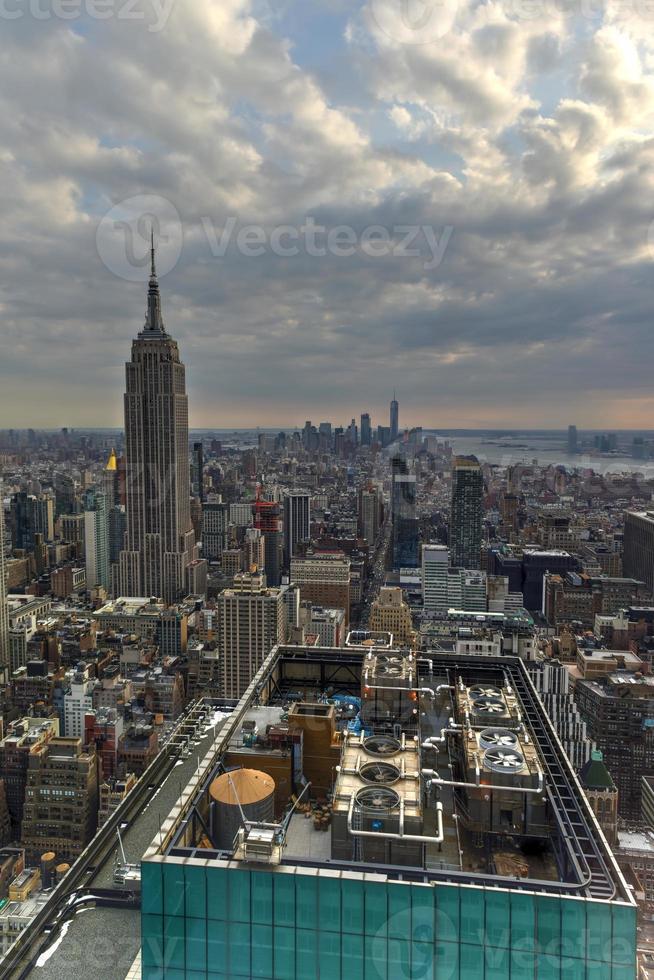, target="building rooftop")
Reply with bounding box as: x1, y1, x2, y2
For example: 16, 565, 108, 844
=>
147, 645, 631, 905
